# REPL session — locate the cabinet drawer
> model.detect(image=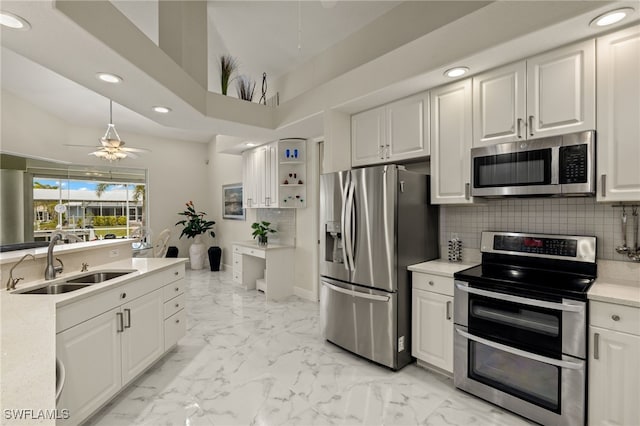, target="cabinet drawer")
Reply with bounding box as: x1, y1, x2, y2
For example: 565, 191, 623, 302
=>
163, 278, 185, 302
164, 309, 186, 350
233, 245, 244, 254
244, 247, 265, 259
233, 271, 243, 283
164, 293, 186, 319
233, 253, 243, 270
591, 301, 640, 335
412, 272, 454, 296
